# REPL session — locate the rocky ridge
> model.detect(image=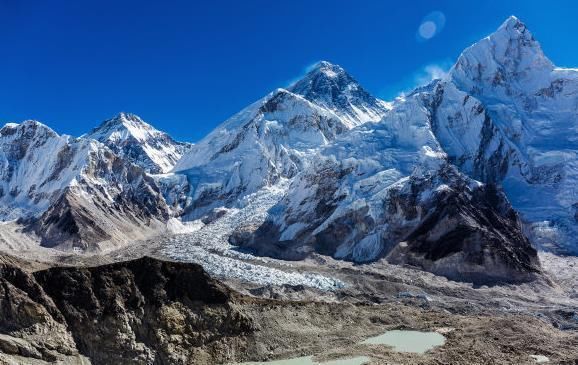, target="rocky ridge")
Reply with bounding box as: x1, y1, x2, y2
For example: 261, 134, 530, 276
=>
0, 255, 253, 365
